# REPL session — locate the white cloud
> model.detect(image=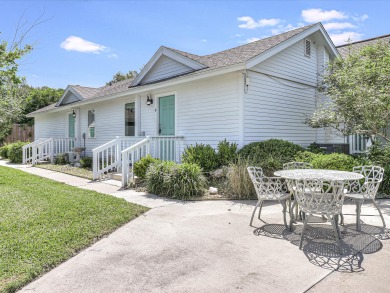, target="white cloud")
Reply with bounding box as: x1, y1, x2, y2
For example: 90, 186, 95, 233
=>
330, 31, 363, 45
246, 37, 260, 43
352, 14, 369, 21
323, 22, 356, 31
271, 24, 300, 35
302, 8, 347, 23
238, 16, 281, 29
201, 39, 207, 42
107, 53, 118, 58
60, 36, 106, 53
230, 34, 242, 38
